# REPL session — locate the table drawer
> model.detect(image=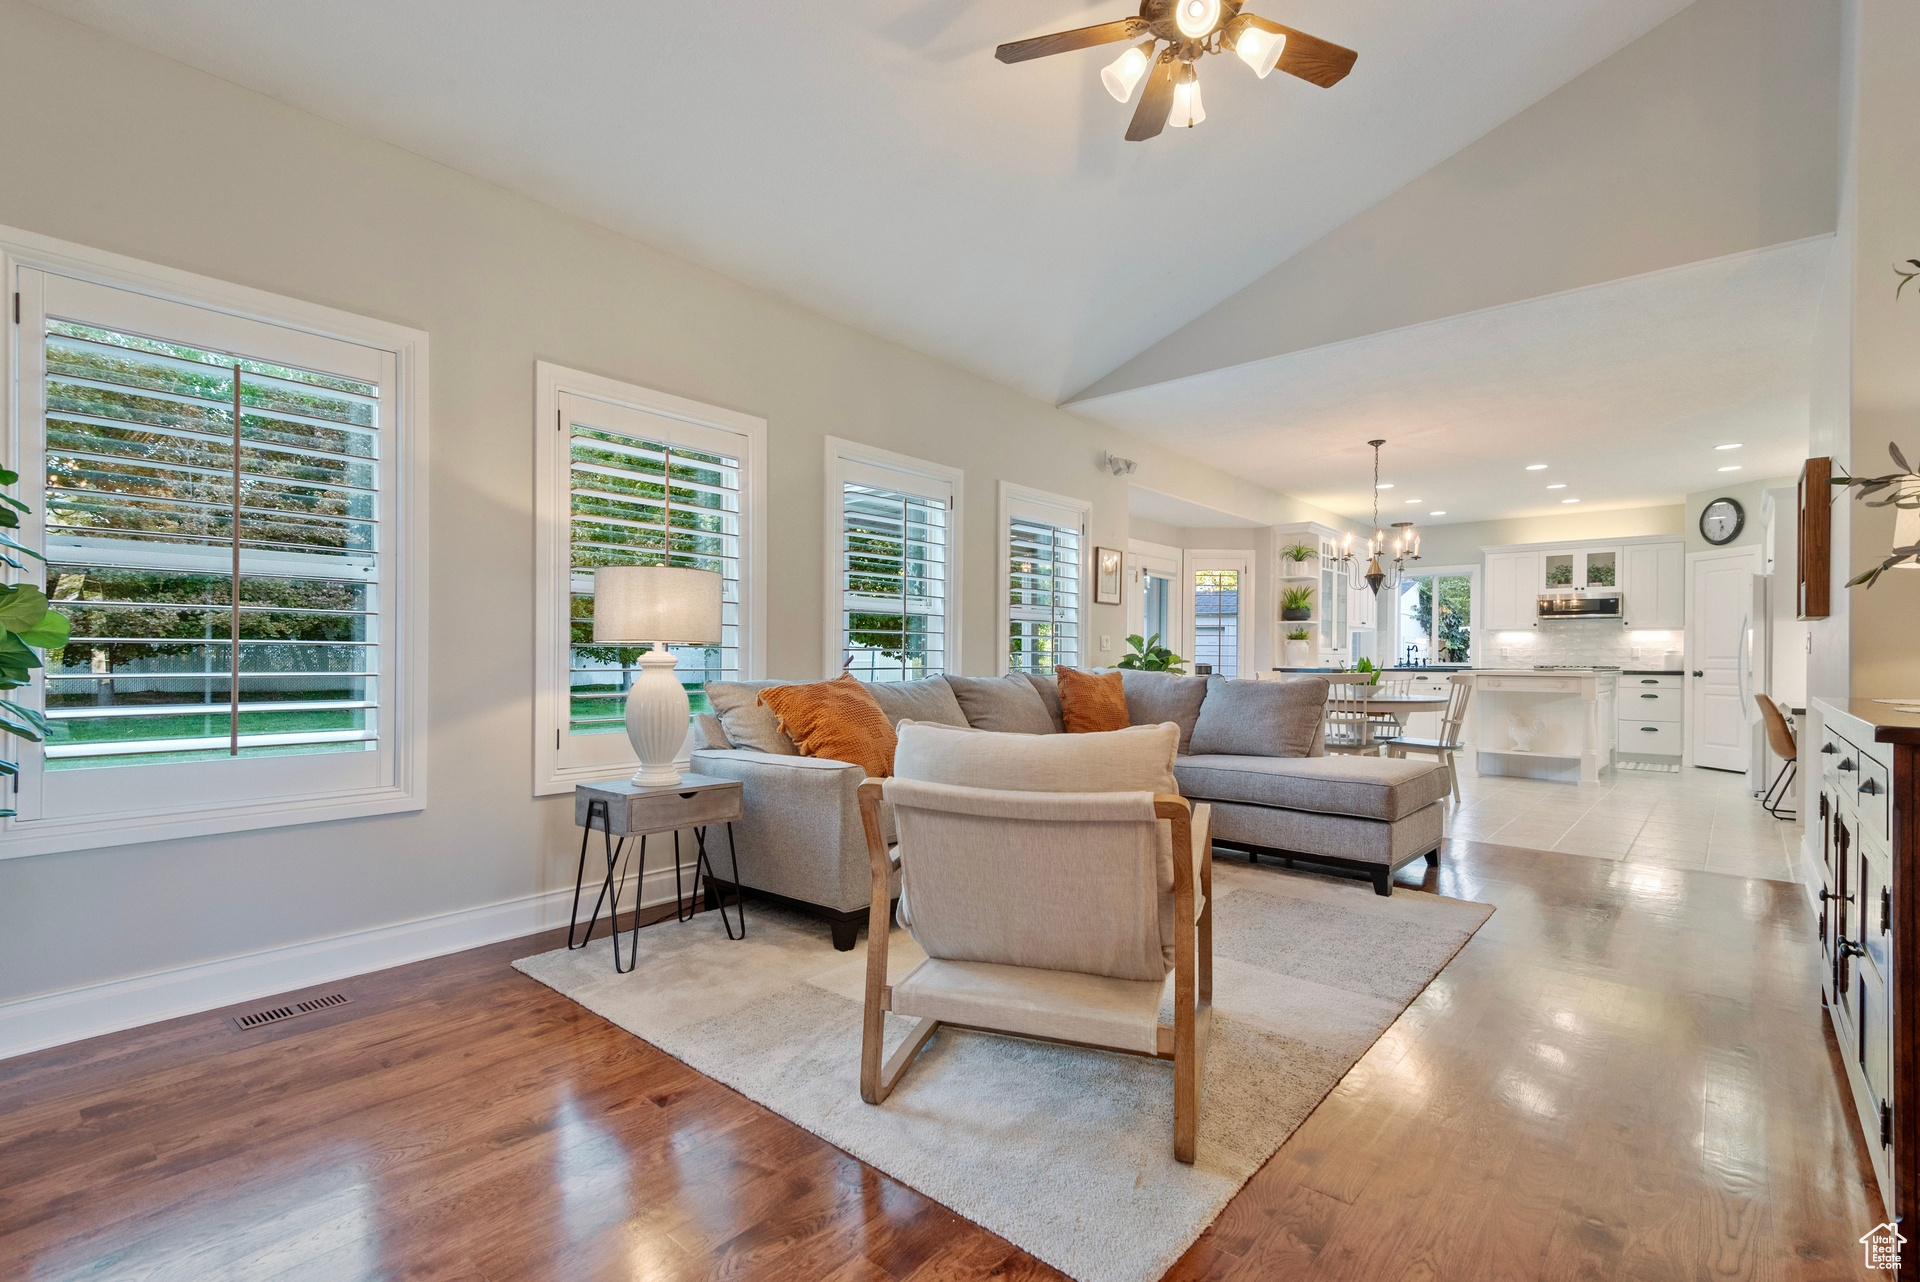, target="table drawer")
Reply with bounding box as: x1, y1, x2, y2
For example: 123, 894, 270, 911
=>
575, 780, 743, 836
1618, 721, 1682, 755
1621, 687, 1681, 721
